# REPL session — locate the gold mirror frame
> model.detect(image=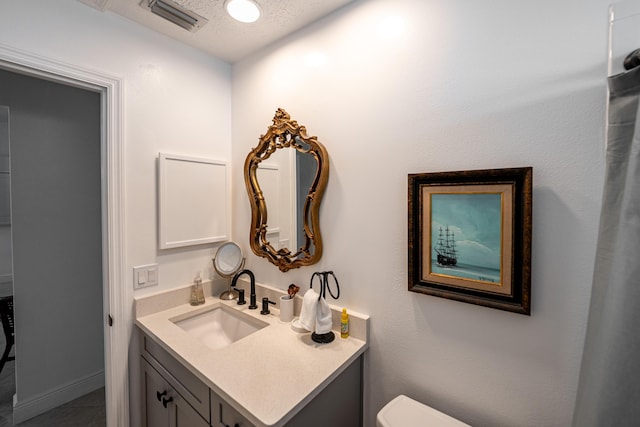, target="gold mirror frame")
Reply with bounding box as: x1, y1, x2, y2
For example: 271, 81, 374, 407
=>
244, 108, 329, 272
